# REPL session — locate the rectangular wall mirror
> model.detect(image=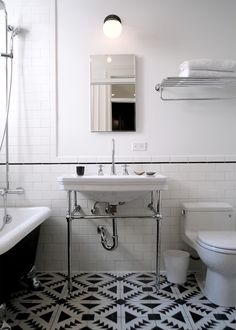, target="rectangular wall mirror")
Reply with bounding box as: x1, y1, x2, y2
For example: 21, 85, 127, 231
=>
90, 54, 136, 132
